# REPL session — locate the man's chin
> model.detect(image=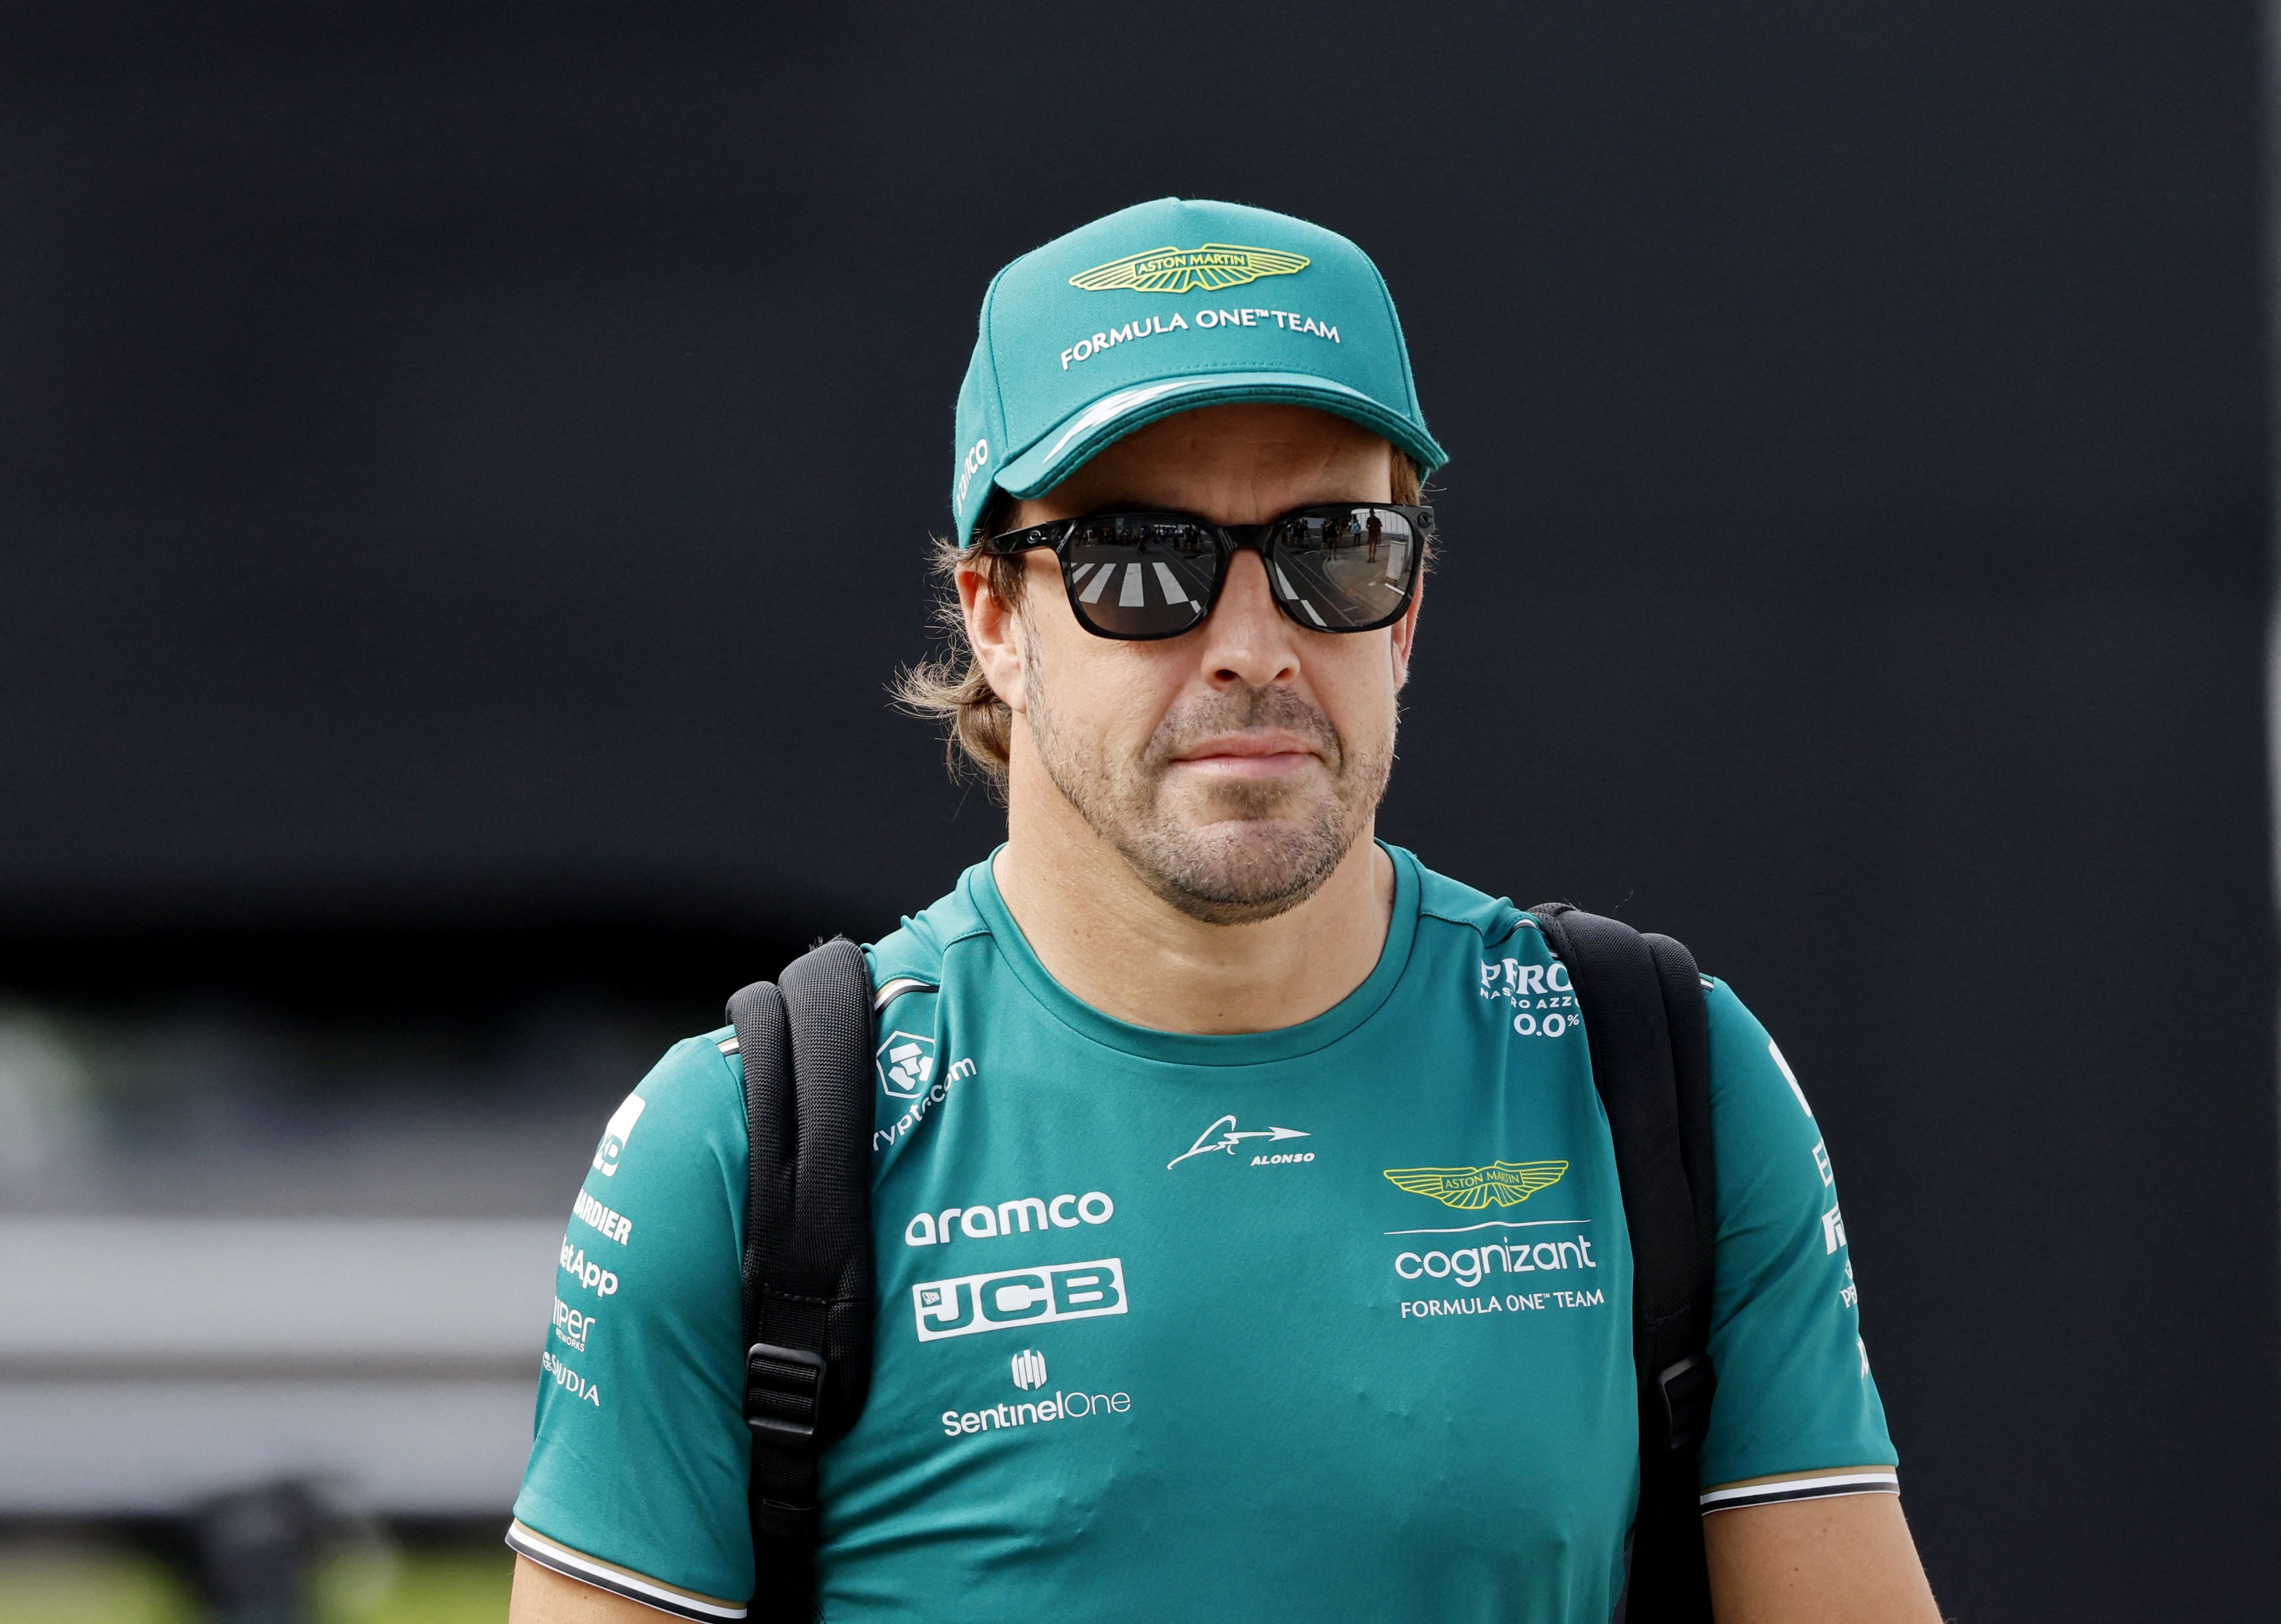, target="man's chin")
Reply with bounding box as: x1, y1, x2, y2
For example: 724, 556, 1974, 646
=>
1178, 809, 1323, 850
1122, 814, 1357, 926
